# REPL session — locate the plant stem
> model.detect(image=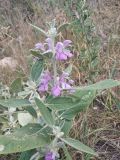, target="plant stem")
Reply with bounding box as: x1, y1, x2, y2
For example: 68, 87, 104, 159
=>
51, 37, 57, 85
